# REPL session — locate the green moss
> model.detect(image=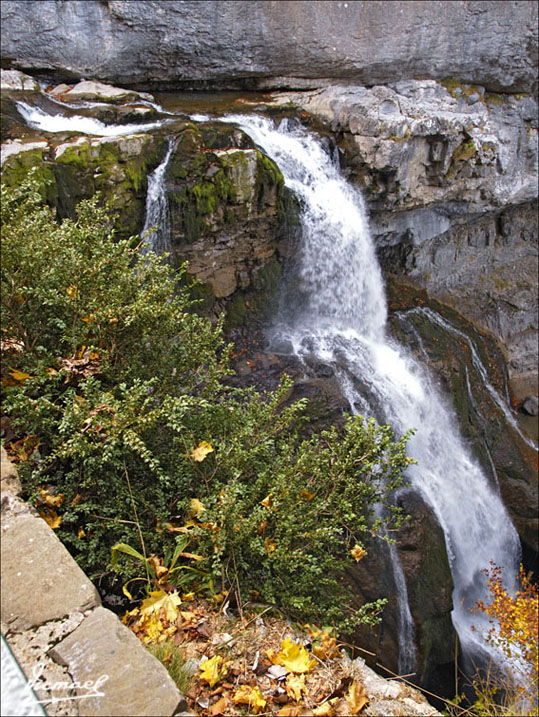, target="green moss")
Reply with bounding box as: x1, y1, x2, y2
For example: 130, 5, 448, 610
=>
440, 78, 483, 102
255, 150, 284, 212
452, 140, 476, 162
485, 93, 504, 107
2, 147, 57, 203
